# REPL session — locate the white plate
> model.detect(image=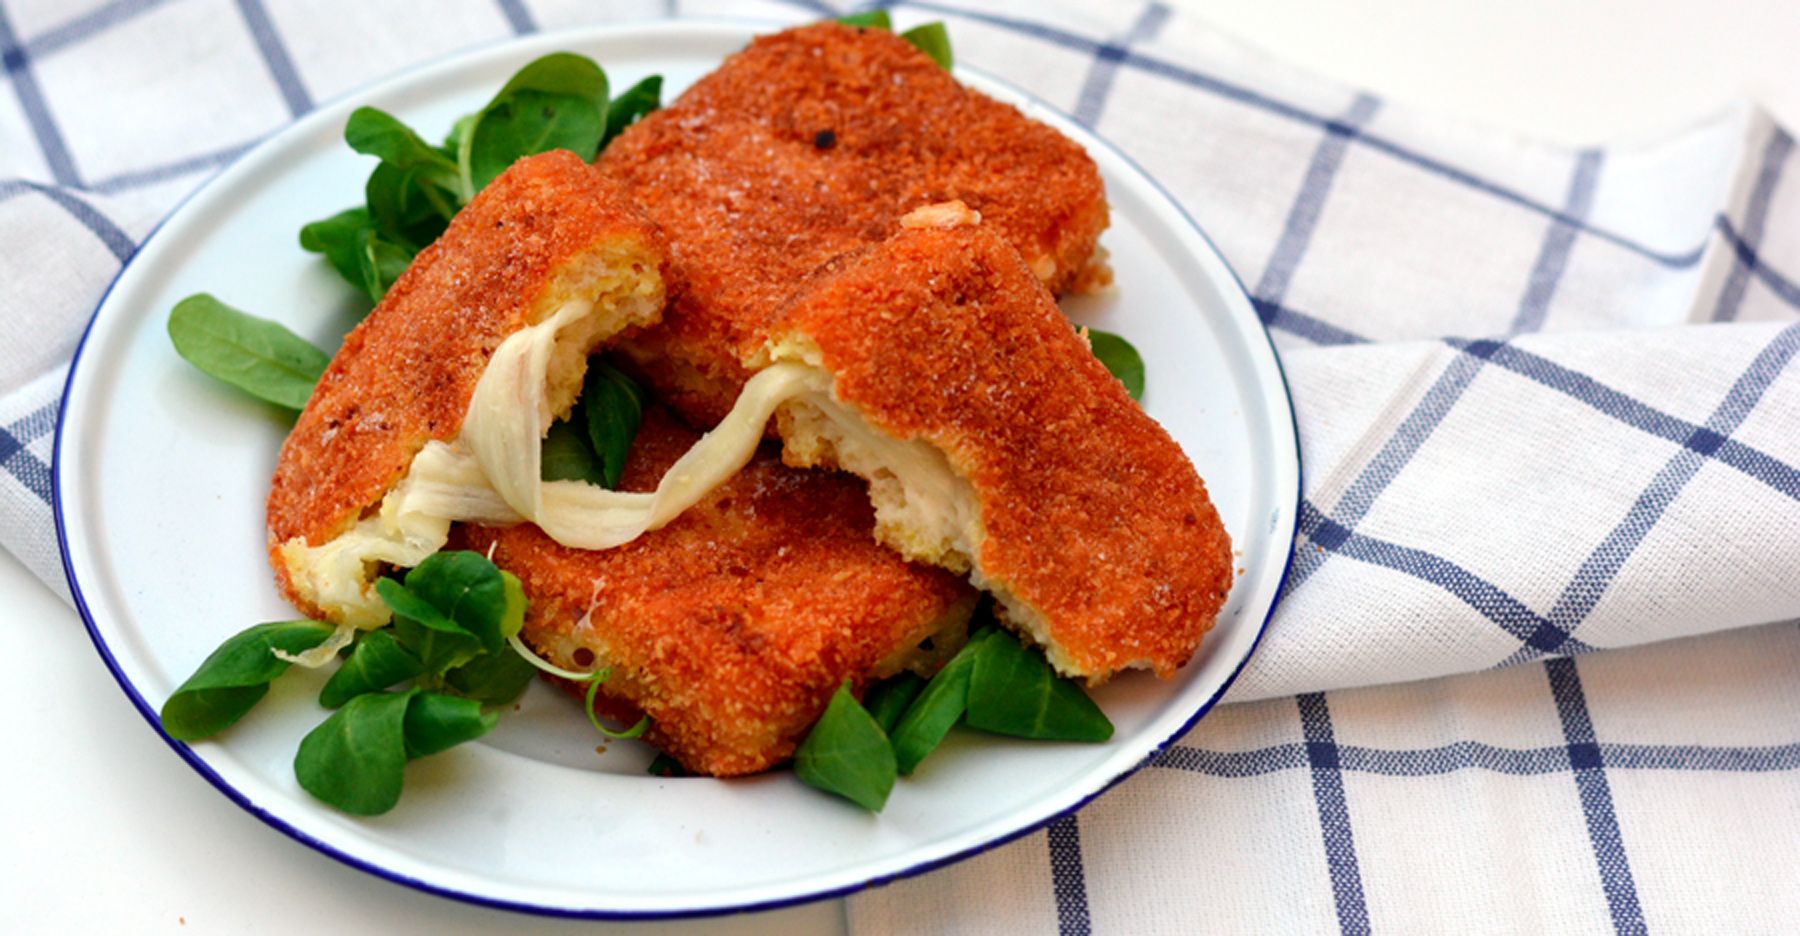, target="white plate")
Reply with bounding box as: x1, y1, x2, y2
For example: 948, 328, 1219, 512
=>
55, 20, 1299, 919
